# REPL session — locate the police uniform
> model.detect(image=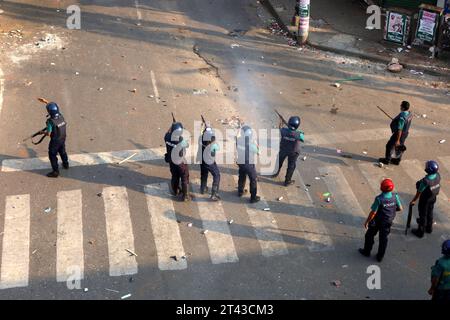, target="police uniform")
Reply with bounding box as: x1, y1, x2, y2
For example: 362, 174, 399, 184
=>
415, 173, 441, 235
236, 135, 259, 201
199, 128, 221, 197
363, 192, 402, 261
385, 111, 412, 163
47, 114, 68, 173
431, 256, 450, 301
164, 131, 190, 198
276, 127, 304, 183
